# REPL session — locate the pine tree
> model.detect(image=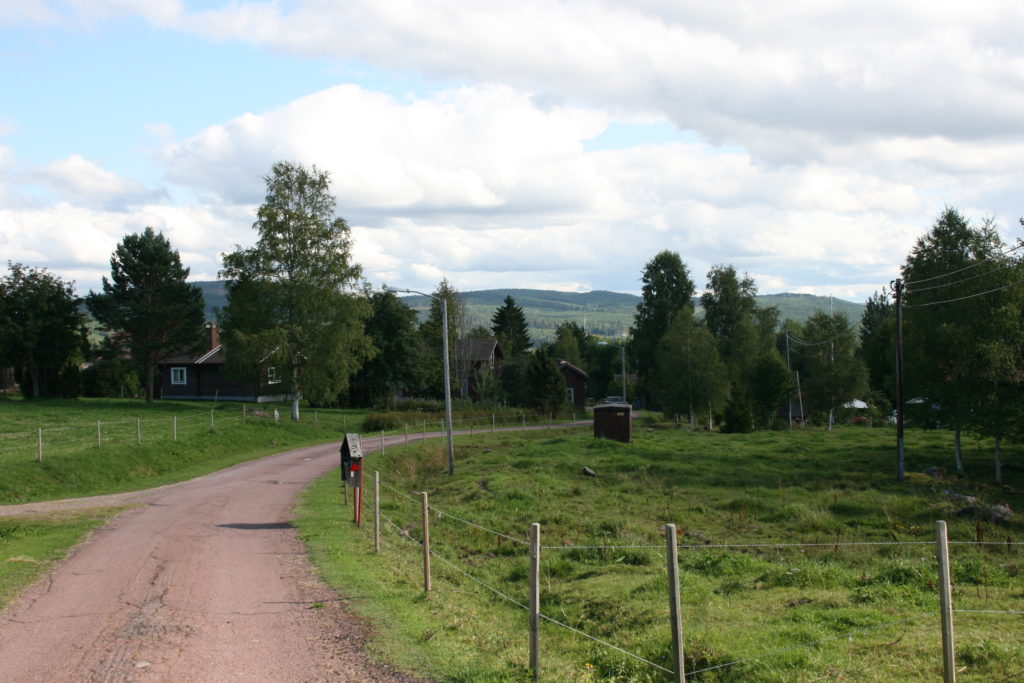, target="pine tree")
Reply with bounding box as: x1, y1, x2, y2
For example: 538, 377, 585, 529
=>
86, 228, 204, 402
491, 295, 531, 355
